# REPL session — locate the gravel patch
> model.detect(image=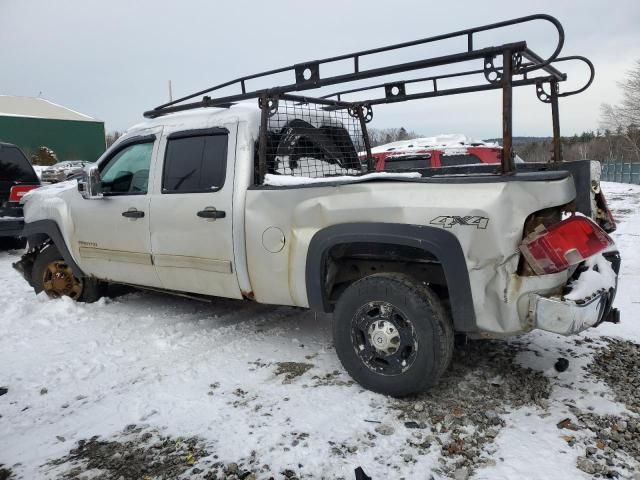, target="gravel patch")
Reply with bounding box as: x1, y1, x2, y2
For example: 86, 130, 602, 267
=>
588, 338, 640, 414
561, 337, 640, 477
392, 339, 551, 478
573, 413, 640, 478
46, 425, 304, 480
48, 425, 209, 479
273, 362, 314, 383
